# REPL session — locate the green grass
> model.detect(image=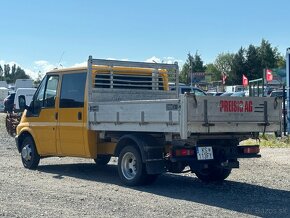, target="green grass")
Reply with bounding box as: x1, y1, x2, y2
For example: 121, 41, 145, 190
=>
240, 134, 290, 148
